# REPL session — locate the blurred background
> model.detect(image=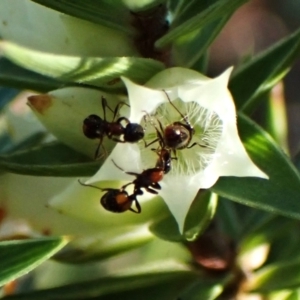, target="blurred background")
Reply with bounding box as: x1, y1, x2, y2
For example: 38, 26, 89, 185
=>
208, 0, 300, 155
